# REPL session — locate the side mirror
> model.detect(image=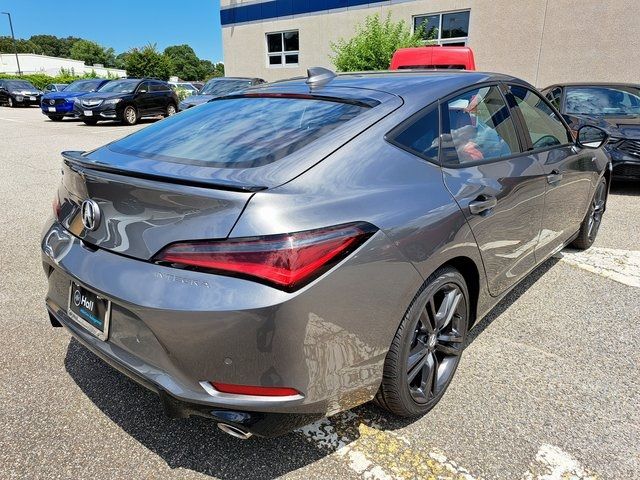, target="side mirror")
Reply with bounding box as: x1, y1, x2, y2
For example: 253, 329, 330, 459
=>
576, 125, 609, 149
